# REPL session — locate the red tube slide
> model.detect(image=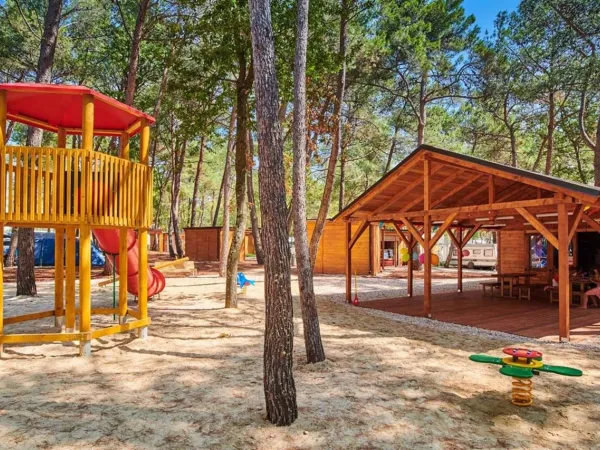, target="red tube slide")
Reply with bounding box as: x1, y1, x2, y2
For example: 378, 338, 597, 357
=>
93, 229, 166, 298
